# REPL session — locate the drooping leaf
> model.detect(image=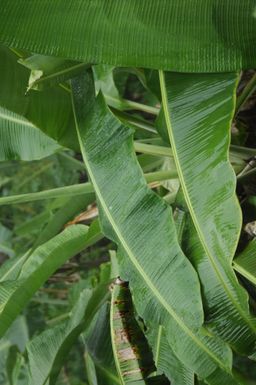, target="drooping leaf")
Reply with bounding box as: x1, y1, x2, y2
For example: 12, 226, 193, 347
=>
27, 285, 109, 385
0, 106, 60, 161
145, 209, 194, 385
0, 1, 256, 72
72, 73, 240, 385
0, 223, 101, 338
233, 239, 256, 286
159, 70, 256, 353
